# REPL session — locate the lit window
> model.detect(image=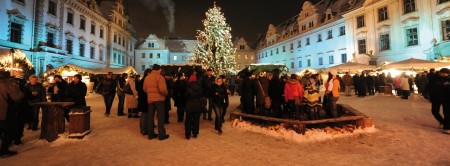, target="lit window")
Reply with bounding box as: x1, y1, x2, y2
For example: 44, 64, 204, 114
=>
174, 56, 177, 61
